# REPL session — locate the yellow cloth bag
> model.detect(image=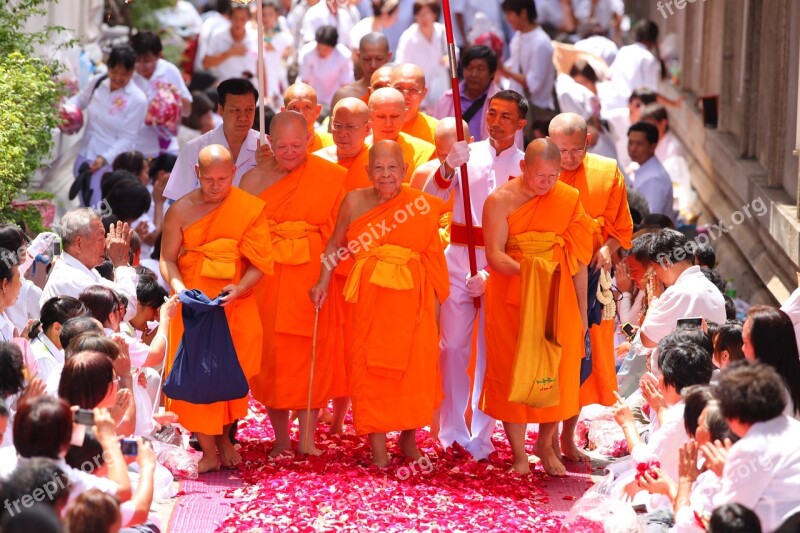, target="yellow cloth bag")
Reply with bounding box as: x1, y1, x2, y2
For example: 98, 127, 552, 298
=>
507, 240, 563, 408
